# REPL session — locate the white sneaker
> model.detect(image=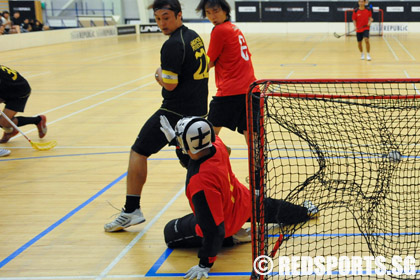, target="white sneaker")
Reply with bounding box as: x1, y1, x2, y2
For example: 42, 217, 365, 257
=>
360, 53, 365, 60
303, 200, 319, 219
0, 148, 11, 157
232, 227, 252, 244
366, 53, 371, 61
104, 208, 145, 232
